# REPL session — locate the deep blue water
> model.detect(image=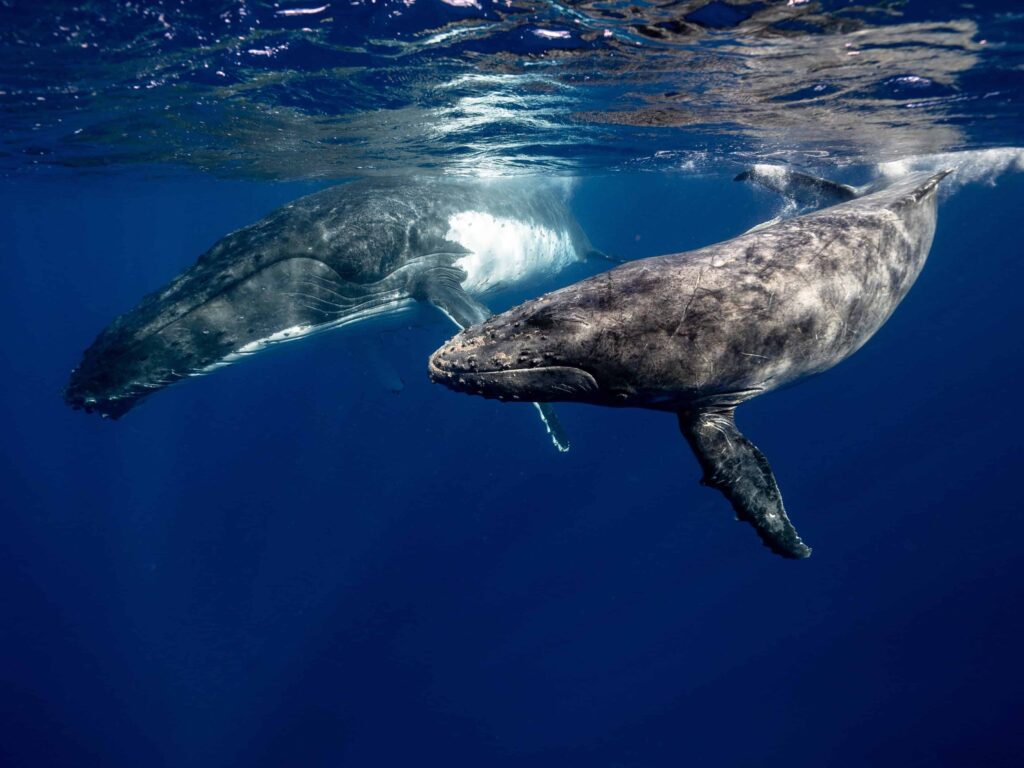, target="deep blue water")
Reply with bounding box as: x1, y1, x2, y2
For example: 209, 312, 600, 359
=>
2, 168, 1023, 766
3, 0, 1024, 765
